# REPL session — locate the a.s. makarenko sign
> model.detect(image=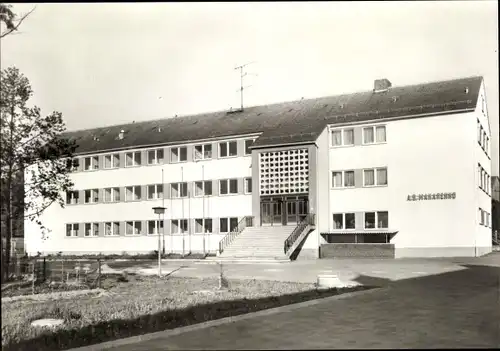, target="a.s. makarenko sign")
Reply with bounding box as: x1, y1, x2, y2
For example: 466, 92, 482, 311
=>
407, 192, 456, 201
